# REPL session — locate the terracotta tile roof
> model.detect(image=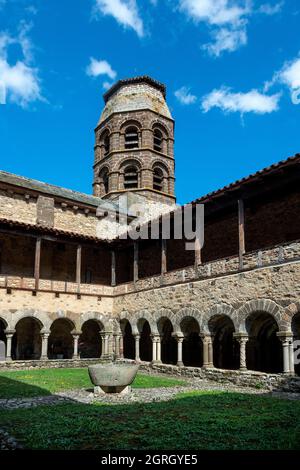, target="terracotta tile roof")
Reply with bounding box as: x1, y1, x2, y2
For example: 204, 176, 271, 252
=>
190, 153, 300, 205
0, 218, 111, 244
0, 170, 127, 214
